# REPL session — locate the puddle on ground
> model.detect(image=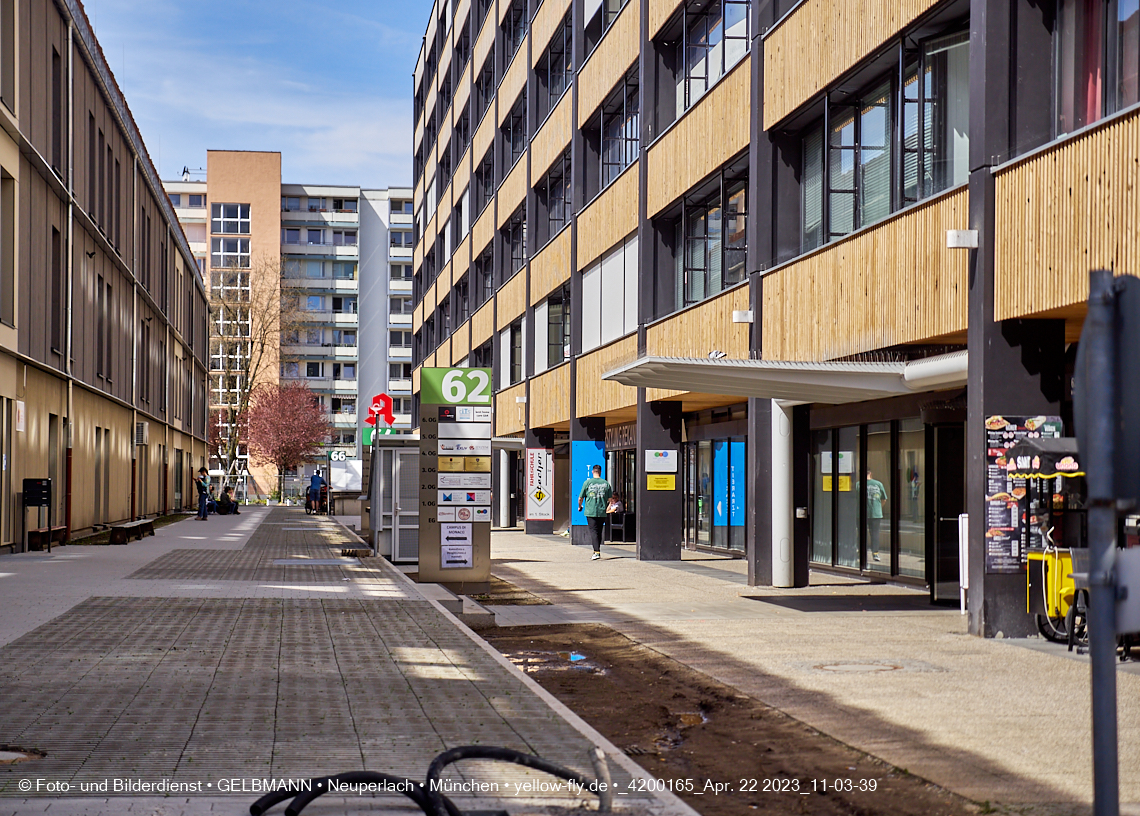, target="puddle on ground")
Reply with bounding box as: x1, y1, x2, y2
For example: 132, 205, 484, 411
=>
504, 650, 604, 674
